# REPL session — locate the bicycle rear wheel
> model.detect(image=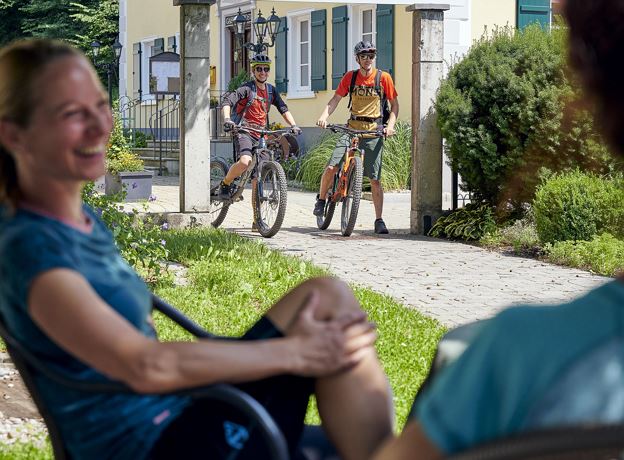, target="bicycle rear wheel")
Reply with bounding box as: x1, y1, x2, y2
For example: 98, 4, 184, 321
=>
340, 156, 363, 237
209, 158, 230, 228
254, 160, 288, 238
316, 179, 337, 230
